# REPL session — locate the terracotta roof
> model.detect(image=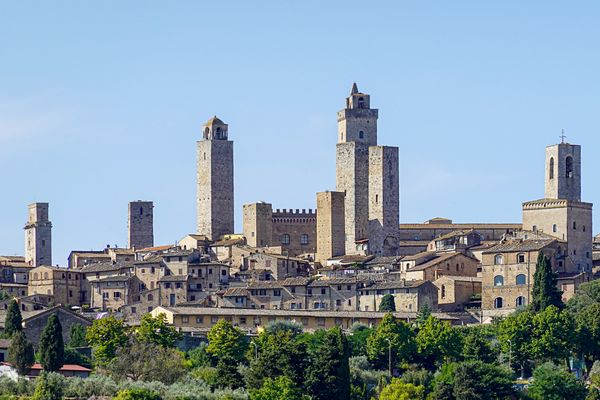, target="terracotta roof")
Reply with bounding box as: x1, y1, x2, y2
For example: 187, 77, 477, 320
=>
29, 363, 92, 372
222, 287, 249, 296
367, 280, 428, 290
434, 229, 476, 241
137, 245, 174, 252
80, 262, 130, 273
97, 275, 131, 283
158, 275, 189, 282
402, 251, 435, 261
211, 238, 245, 247
400, 223, 521, 229
408, 252, 465, 271
434, 275, 482, 283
